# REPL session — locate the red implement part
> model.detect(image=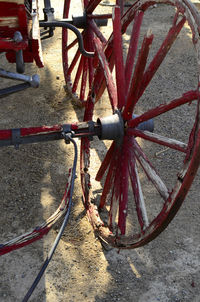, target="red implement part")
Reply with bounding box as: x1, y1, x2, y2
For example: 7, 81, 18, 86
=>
80, 0, 200, 249
0, 0, 43, 67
